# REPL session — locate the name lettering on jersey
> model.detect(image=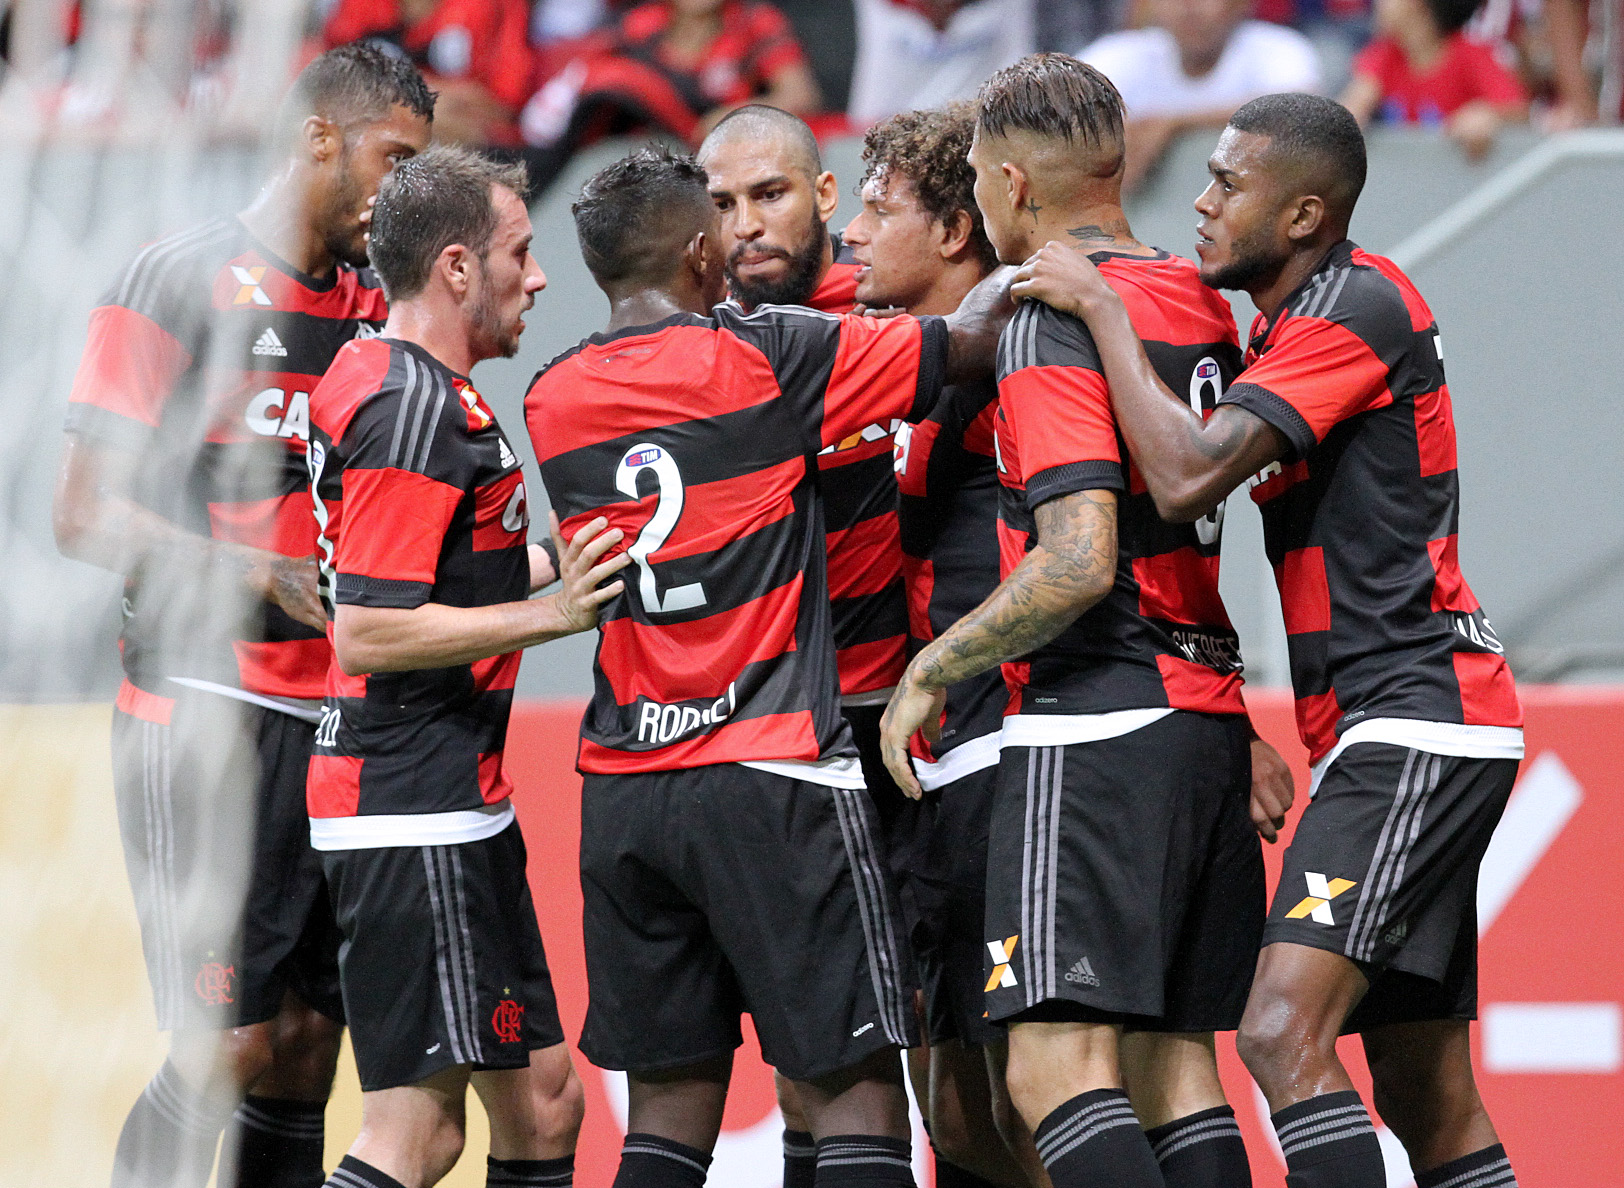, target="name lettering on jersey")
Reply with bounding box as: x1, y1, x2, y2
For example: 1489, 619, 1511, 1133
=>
1247, 461, 1284, 489
231, 265, 273, 306
245, 387, 311, 441
501, 482, 528, 533
252, 327, 288, 357
819, 419, 901, 456
635, 682, 738, 745
1452, 609, 1505, 654
314, 704, 341, 749
1170, 627, 1243, 673
353, 323, 380, 339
